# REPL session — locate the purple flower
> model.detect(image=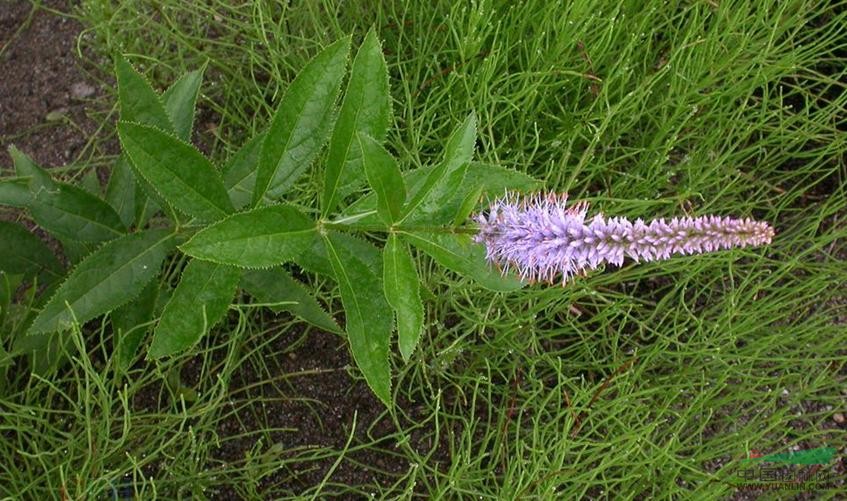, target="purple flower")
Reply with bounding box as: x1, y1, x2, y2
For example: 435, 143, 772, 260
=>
473, 192, 775, 285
